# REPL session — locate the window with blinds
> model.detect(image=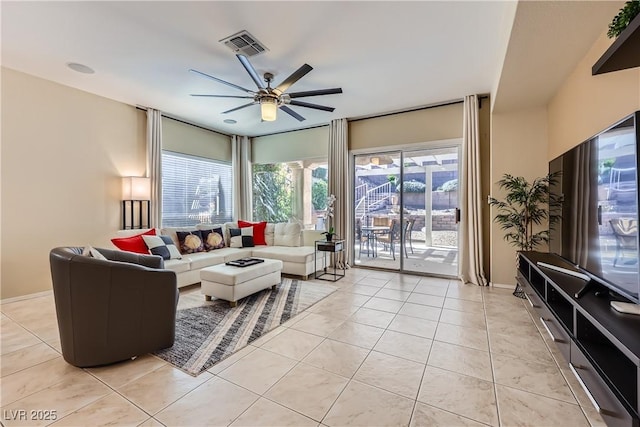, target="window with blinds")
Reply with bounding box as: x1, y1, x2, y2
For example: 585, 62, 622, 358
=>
162, 151, 233, 227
